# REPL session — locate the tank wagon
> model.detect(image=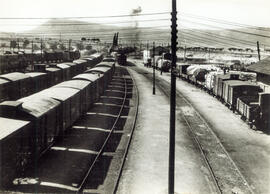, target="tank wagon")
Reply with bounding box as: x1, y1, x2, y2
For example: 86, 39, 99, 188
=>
0, 61, 115, 187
